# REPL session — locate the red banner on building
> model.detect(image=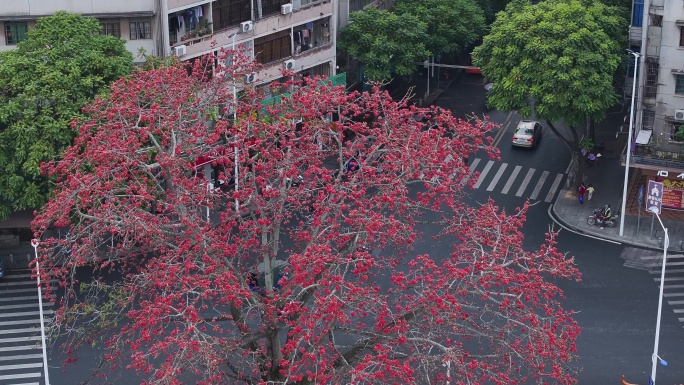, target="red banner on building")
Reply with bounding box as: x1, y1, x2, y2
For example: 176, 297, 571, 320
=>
658, 177, 684, 209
